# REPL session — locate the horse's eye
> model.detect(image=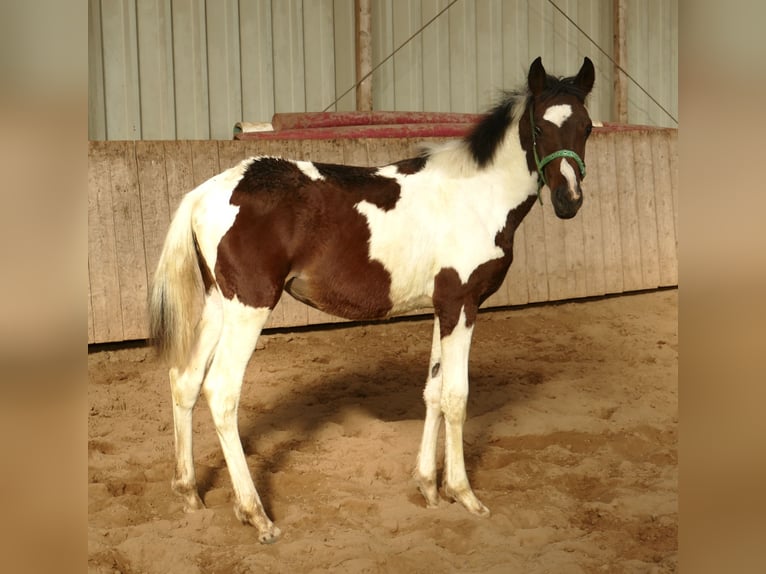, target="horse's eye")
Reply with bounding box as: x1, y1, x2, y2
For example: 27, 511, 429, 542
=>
534, 125, 542, 137
585, 124, 593, 137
